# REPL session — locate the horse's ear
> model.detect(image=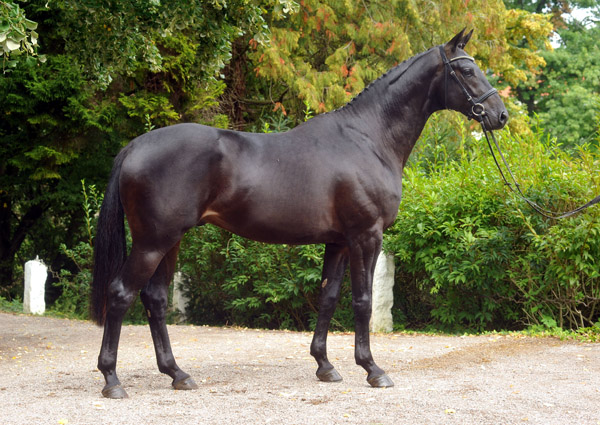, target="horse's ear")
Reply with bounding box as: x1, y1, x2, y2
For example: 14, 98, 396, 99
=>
446, 28, 466, 53
459, 29, 474, 49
